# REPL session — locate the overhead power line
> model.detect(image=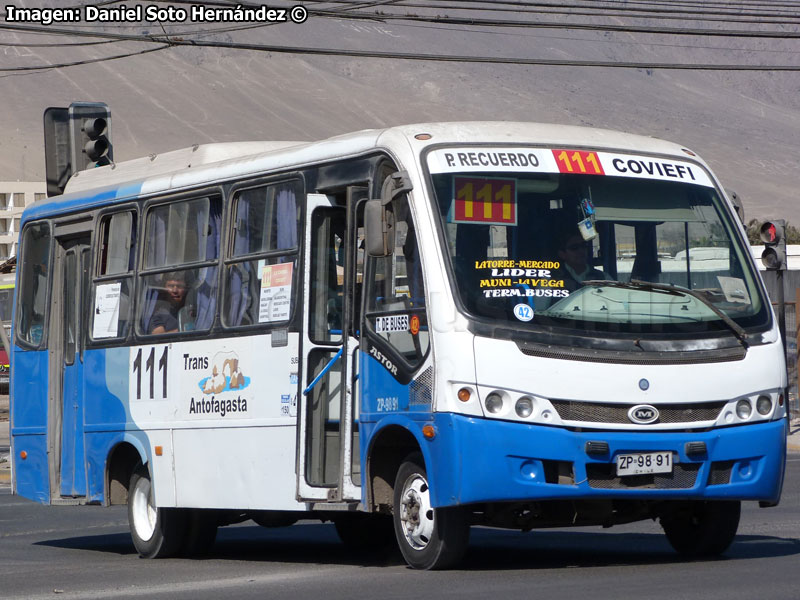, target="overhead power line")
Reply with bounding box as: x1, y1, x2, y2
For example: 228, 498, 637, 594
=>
4, 10, 800, 40
0, 23, 798, 72
310, 7, 800, 36
309, 0, 800, 21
